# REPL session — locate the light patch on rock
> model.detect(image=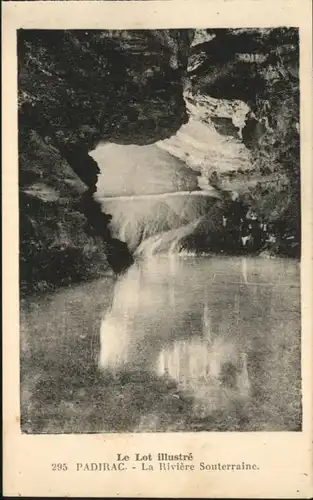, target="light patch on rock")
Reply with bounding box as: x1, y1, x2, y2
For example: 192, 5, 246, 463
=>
191, 30, 215, 48
23, 183, 60, 202
157, 95, 252, 179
